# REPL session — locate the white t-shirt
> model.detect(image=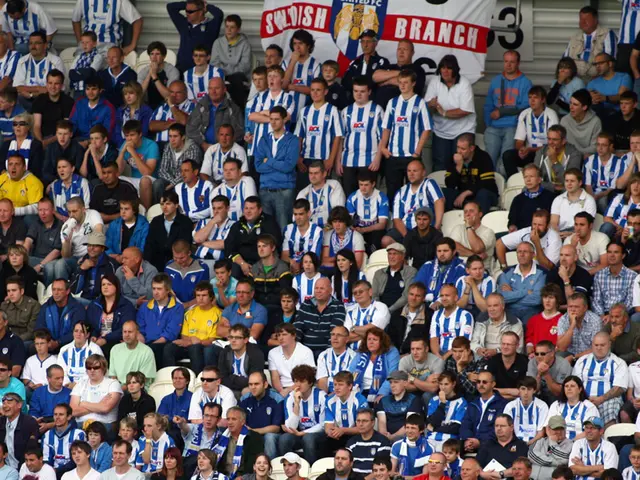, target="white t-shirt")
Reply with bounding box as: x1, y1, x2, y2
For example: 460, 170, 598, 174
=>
424, 75, 476, 139
268, 343, 316, 387
632, 276, 640, 308
564, 231, 609, 270
19, 463, 56, 480
60, 209, 104, 258
628, 361, 640, 398
551, 190, 597, 231
187, 385, 237, 422
70, 376, 122, 424
500, 226, 562, 265
60, 468, 100, 480
21, 354, 58, 386
449, 223, 496, 270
